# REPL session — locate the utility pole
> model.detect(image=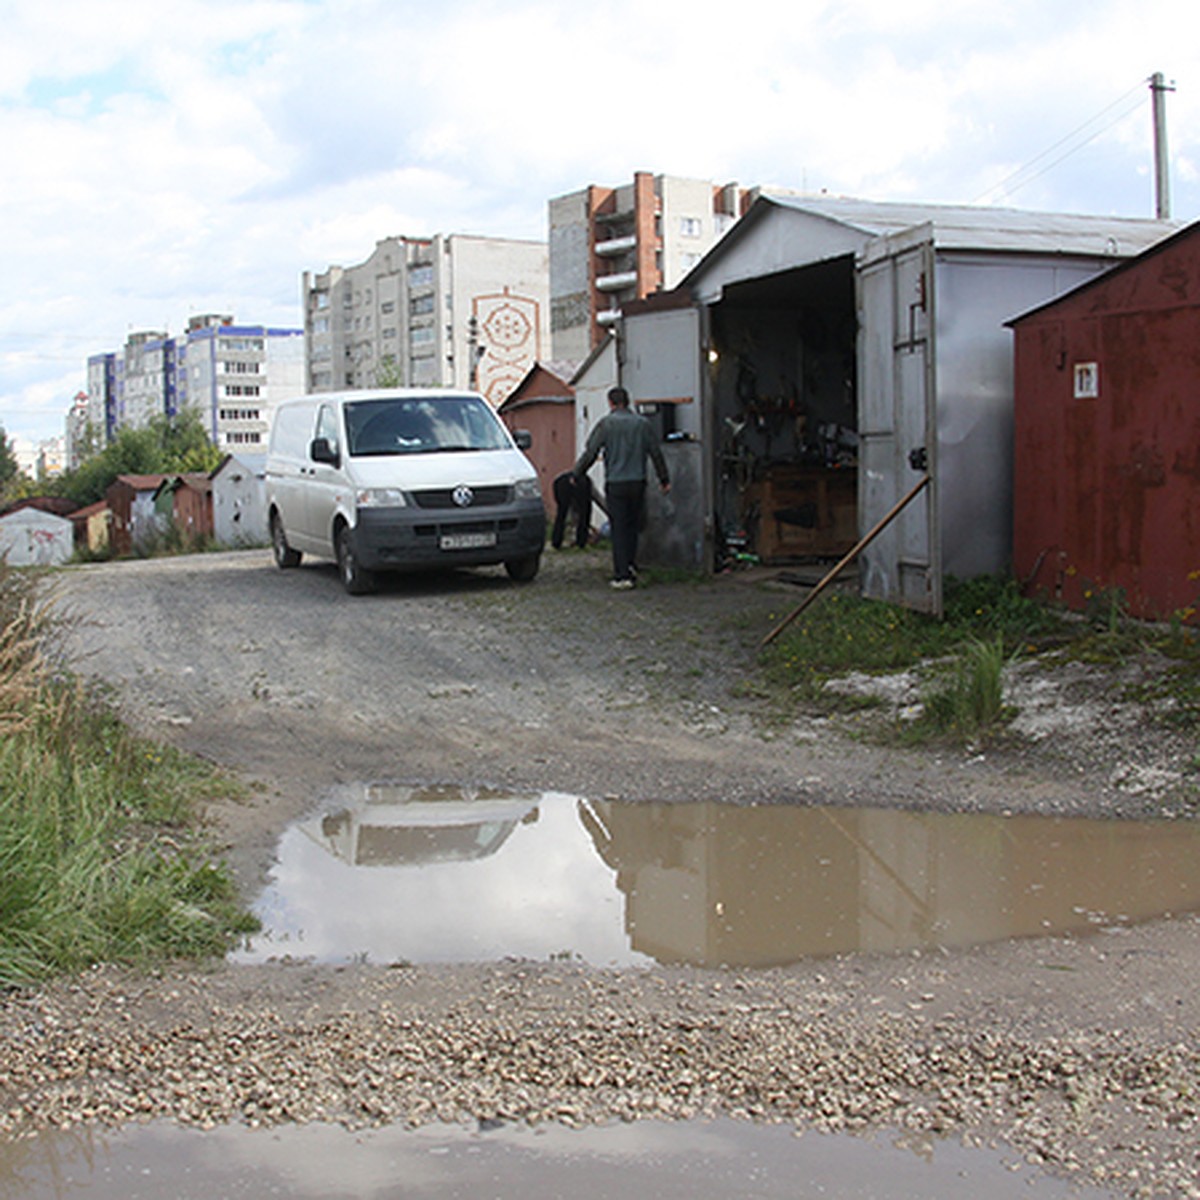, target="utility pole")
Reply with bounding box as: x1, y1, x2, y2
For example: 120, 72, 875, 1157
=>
1150, 72, 1175, 220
